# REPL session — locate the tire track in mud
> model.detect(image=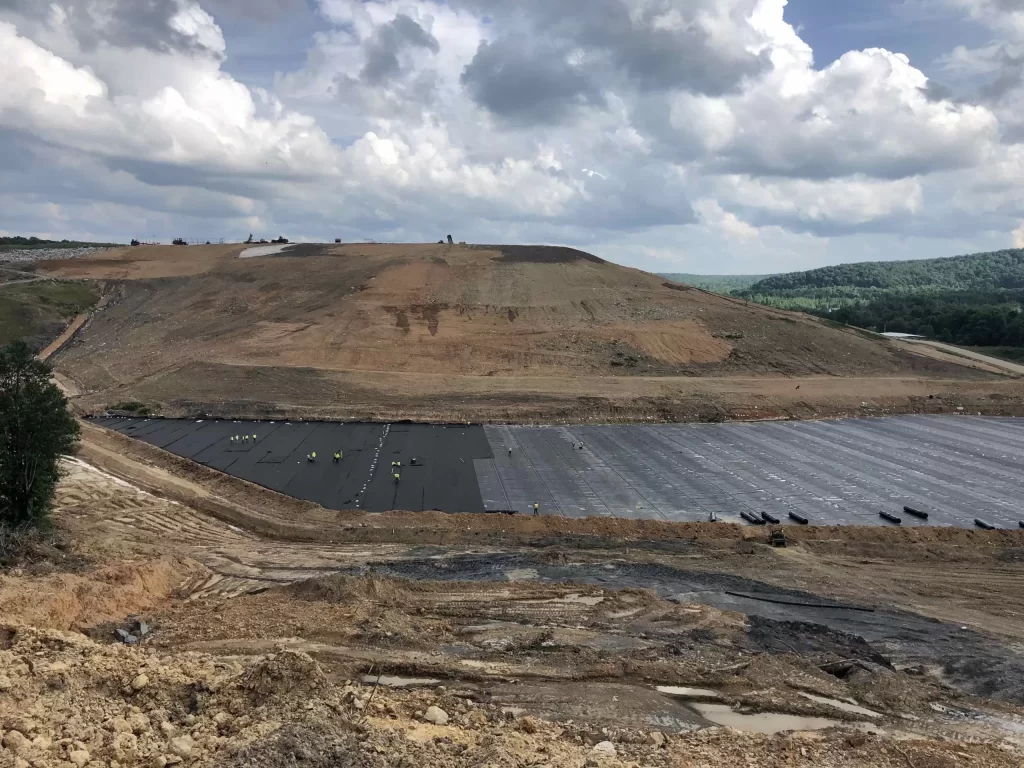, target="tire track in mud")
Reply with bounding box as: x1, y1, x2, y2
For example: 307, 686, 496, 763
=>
342, 552, 1024, 707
